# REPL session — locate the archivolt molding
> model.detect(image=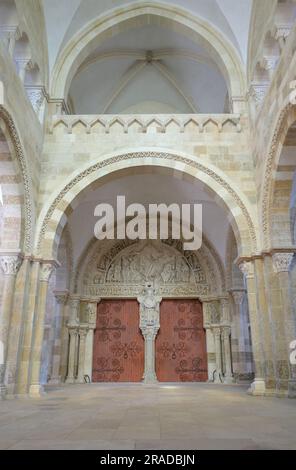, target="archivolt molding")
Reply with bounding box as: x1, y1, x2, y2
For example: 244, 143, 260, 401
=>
35, 150, 258, 259
51, 2, 246, 101
261, 102, 296, 248
0, 105, 34, 252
